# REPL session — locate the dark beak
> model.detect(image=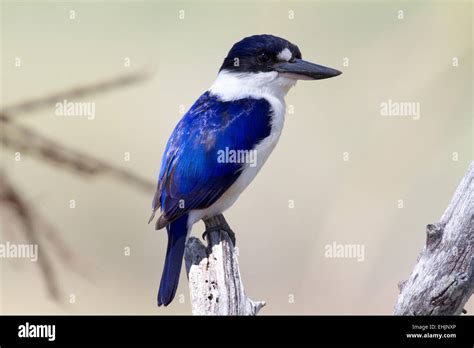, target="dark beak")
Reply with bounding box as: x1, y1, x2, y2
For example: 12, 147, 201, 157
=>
275, 58, 342, 80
